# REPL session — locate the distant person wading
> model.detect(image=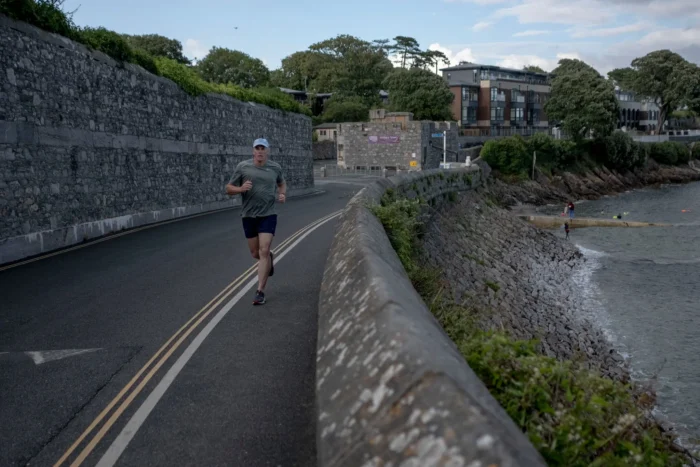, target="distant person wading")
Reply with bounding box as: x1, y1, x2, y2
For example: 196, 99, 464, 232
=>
226, 138, 286, 305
